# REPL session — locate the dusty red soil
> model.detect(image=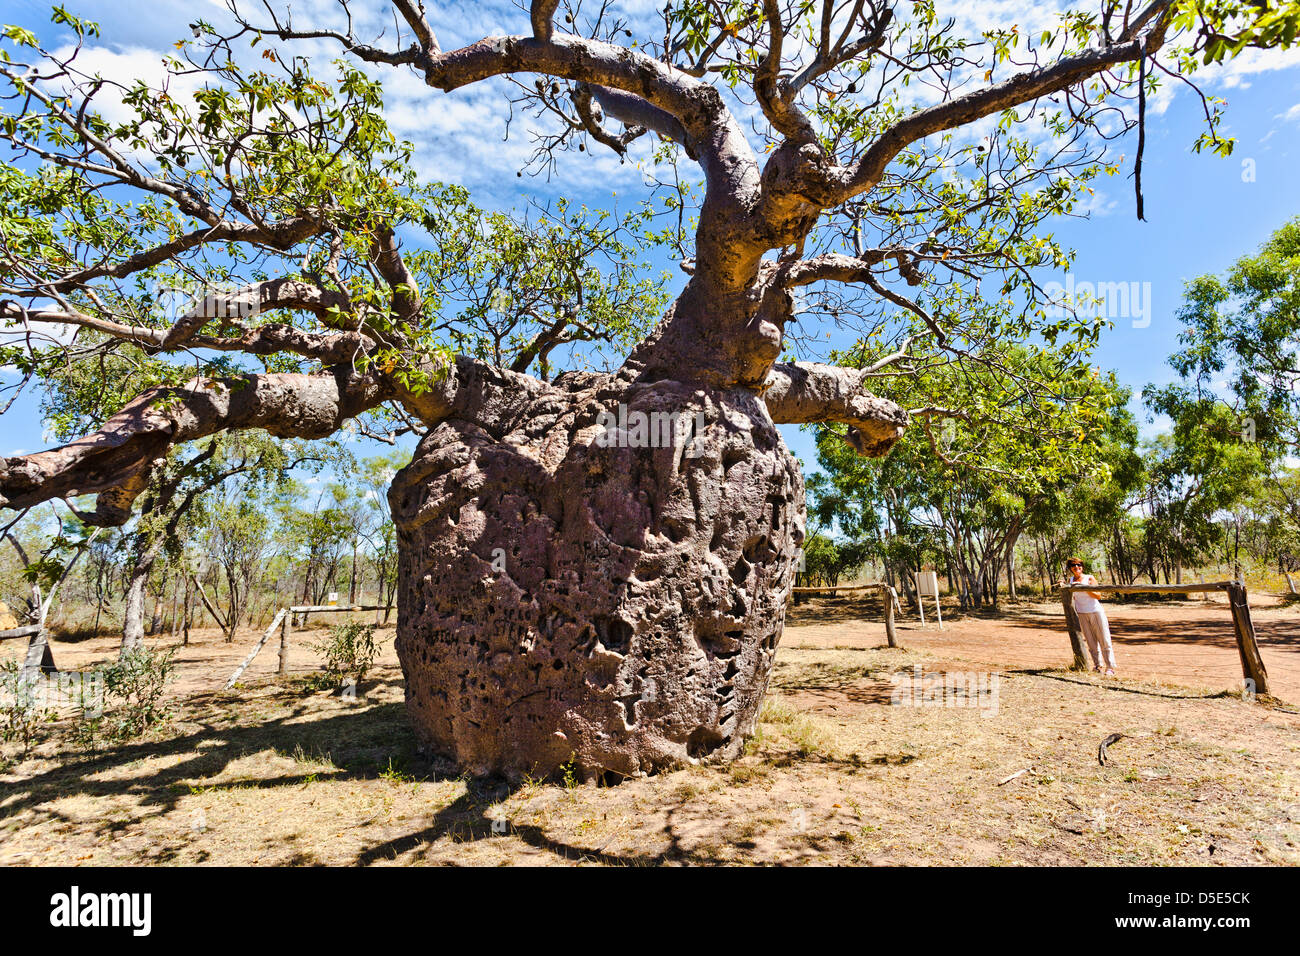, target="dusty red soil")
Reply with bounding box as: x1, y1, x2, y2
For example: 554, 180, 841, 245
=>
20, 591, 1300, 705
19, 614, 399, 697
786, 591, 1300, 704
4, 596, 1299, 865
